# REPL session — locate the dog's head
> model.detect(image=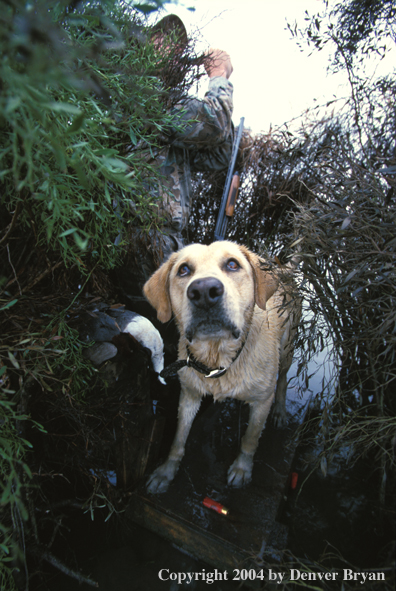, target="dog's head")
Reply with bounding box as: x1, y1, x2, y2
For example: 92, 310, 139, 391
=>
143, 241, 278, 343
